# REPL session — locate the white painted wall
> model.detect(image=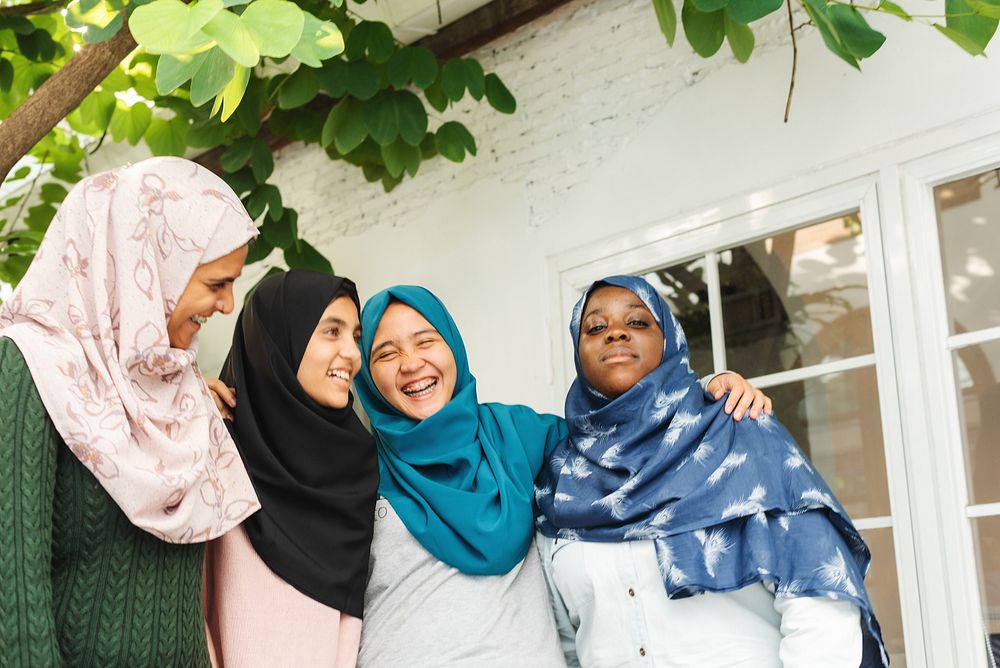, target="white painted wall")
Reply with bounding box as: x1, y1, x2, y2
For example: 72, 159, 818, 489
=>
197, 0, 1000, 419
